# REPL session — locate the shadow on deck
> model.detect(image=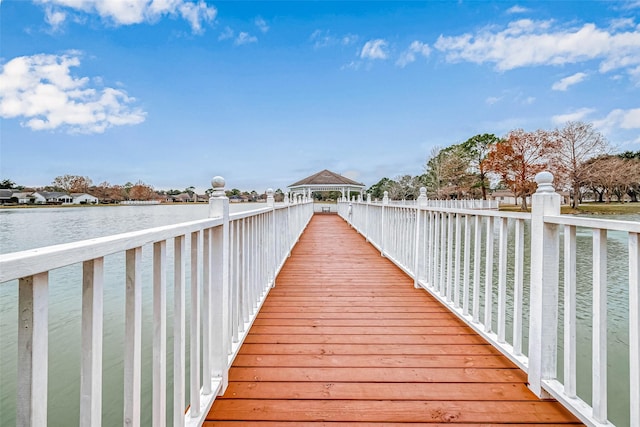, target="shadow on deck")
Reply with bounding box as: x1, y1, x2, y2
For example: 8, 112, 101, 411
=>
206, 214, 582, 425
